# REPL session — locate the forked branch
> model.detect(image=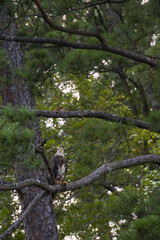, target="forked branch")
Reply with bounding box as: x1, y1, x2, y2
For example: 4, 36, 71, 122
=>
0, 154, 160, 193
0, 154, 159, 238
33, 0, 105, 44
